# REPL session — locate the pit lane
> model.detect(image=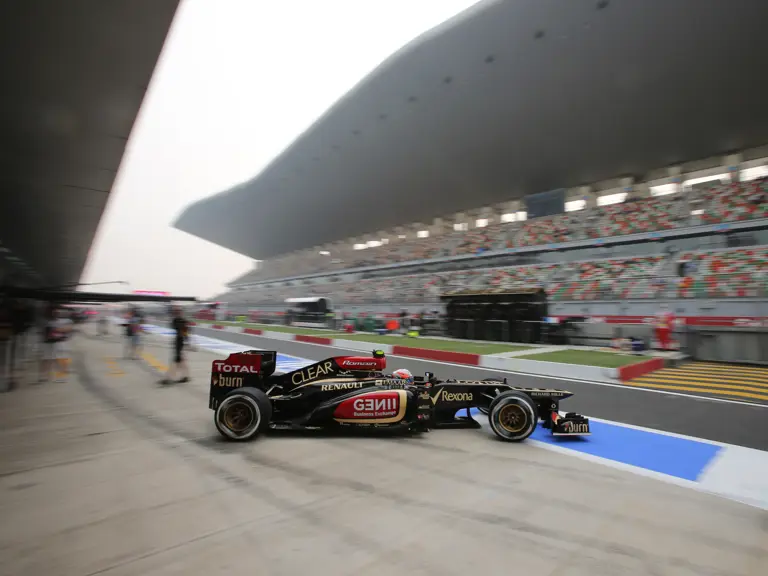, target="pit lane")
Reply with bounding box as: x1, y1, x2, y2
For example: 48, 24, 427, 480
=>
193, 327, 768, 452
16, 329, 758, 575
